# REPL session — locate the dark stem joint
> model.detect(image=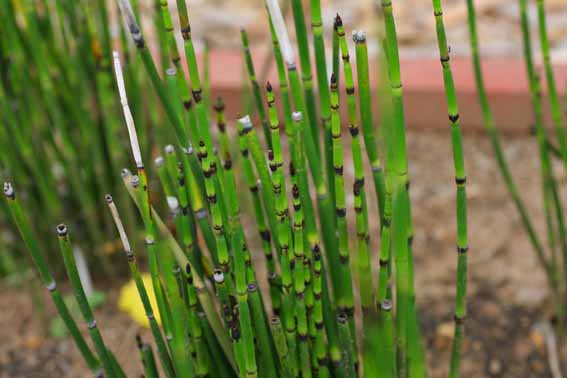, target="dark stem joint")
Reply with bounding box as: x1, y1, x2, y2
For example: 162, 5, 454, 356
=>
353, 178, 365, 193
455, 176, 467, 185
134, 38, 145, 49
457, 245, 469, 254
349, 125, 359, 136
181, 27, 191, 40
260, 230, 271, 242
454, 314, 466, 324
192, 89, 202, 103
